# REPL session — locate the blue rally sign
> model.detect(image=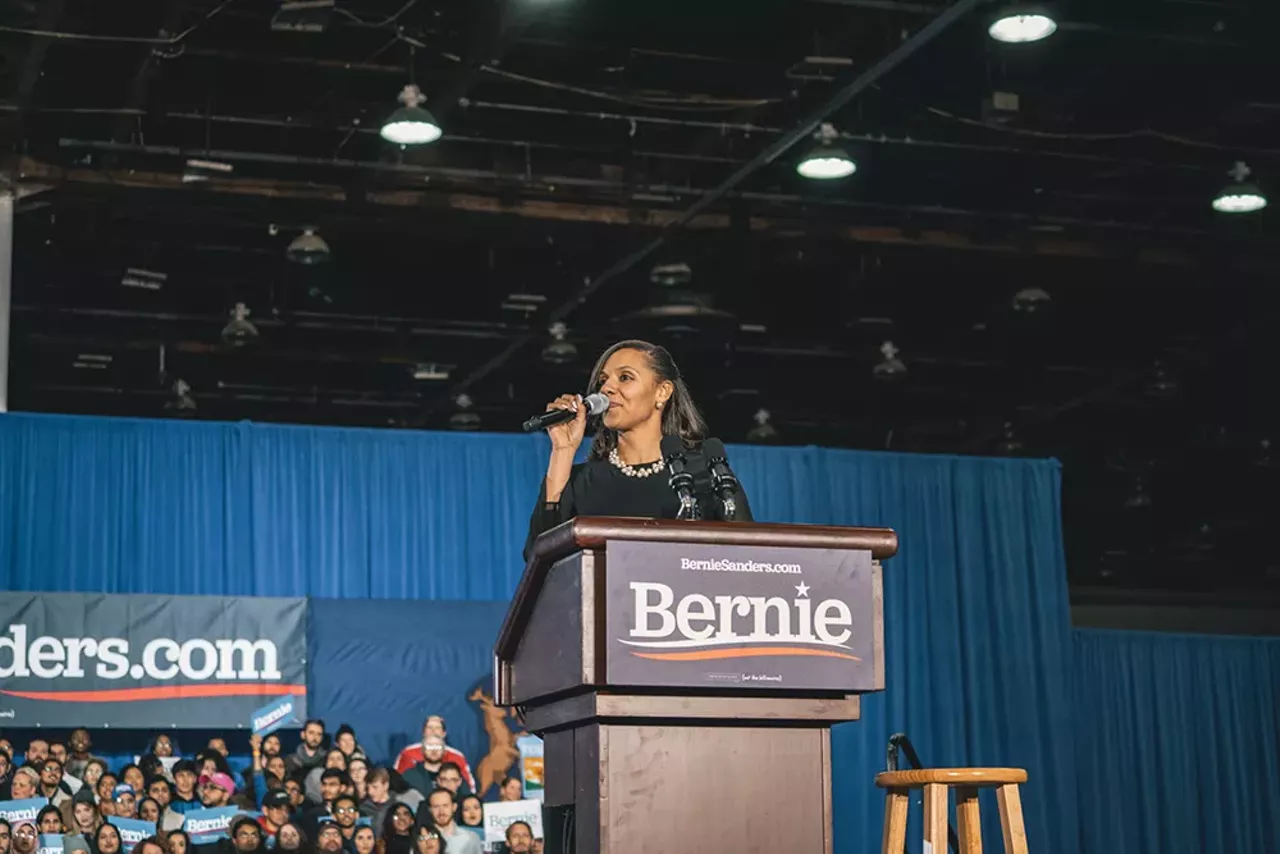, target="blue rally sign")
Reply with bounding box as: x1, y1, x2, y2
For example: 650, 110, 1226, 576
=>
107, 817, 156, 853
250, 694, 298, 736
0, 798, 45, 823
182, 807, 251, 845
